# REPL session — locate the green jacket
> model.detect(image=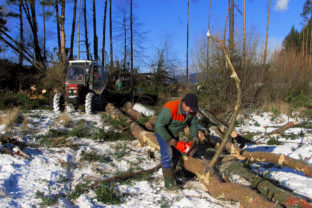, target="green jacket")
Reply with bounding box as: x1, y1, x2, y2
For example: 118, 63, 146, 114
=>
115, 80, 122, 91
155, 99, 198, 141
